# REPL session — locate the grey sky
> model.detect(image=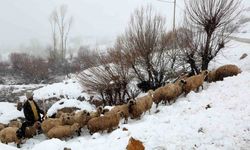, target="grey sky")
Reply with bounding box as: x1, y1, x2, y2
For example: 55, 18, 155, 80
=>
0, 0, 185, 59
